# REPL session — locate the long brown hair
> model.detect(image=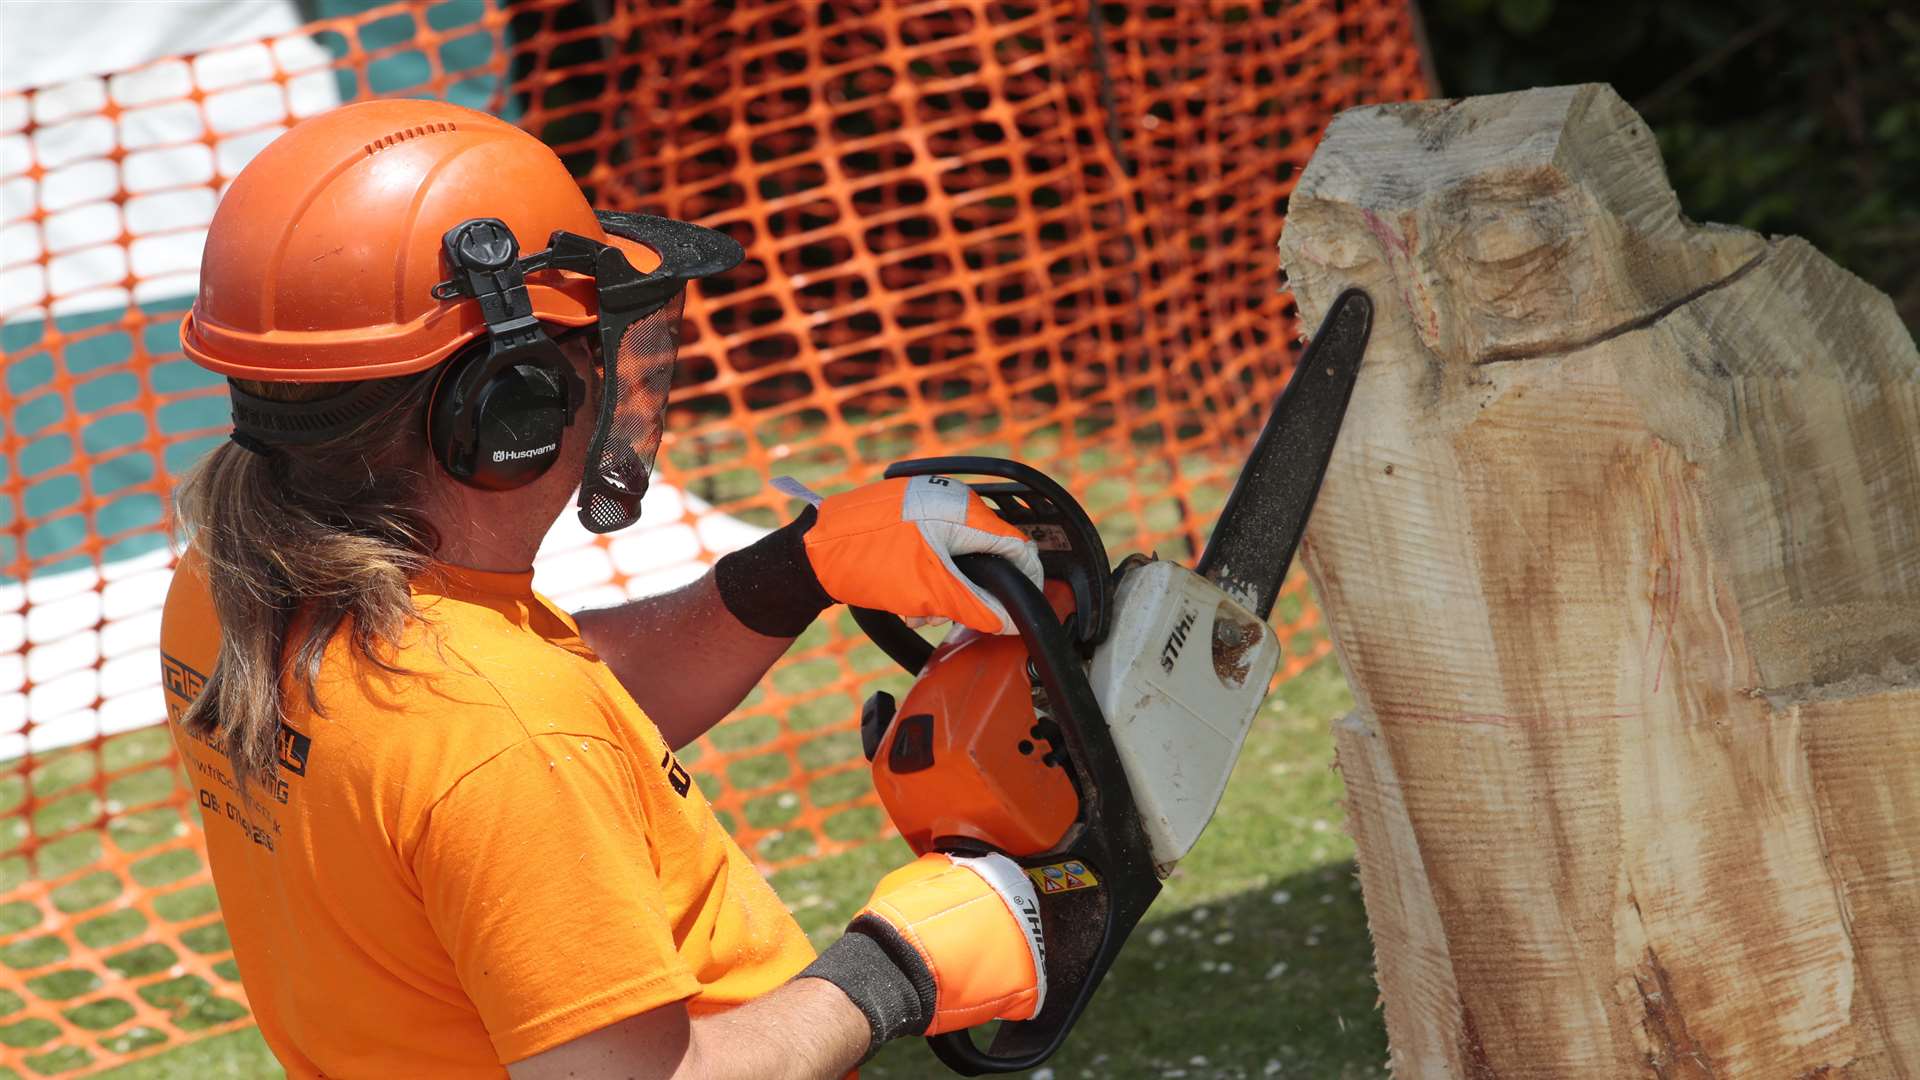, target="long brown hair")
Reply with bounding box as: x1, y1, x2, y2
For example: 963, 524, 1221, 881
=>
171, 373, 440, 783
